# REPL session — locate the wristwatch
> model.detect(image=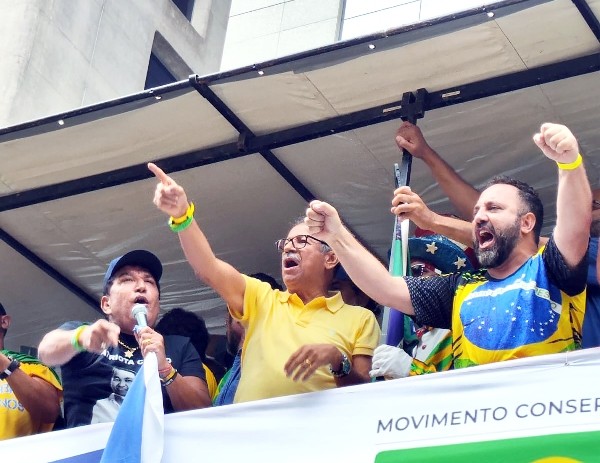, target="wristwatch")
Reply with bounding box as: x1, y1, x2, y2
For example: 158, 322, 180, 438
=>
0, 358, 21, 380
330, 352, 352, 378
